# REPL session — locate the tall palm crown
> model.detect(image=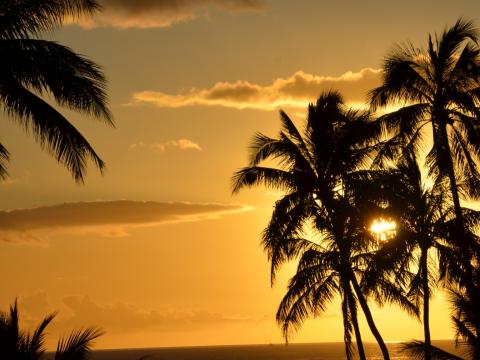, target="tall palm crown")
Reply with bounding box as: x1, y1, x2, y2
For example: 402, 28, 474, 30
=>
232, 91, 378, 283
232, 91, 403, 360
369, 18, 480, 227
0, 0, 113, 183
